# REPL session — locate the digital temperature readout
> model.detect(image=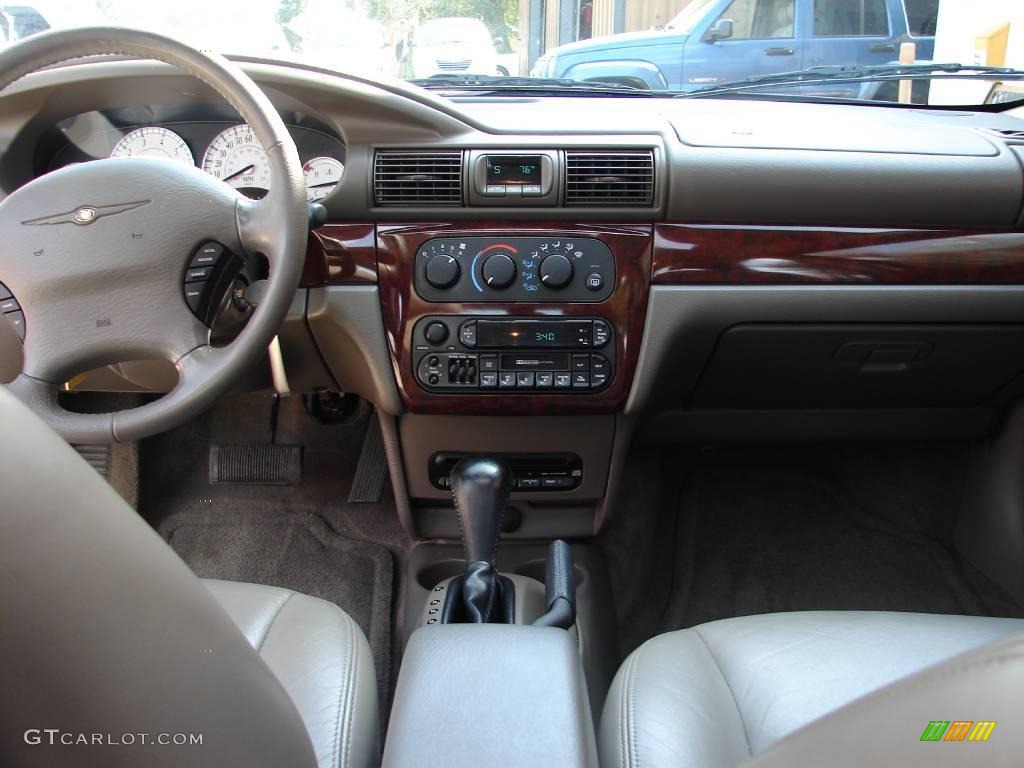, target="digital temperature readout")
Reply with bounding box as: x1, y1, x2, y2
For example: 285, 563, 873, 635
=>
485, 155, 542, 185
